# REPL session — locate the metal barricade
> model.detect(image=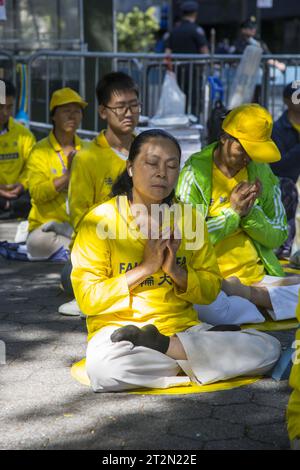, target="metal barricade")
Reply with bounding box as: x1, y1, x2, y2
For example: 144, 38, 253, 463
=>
0, 51, 16, 84
22, 50, 300, 140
